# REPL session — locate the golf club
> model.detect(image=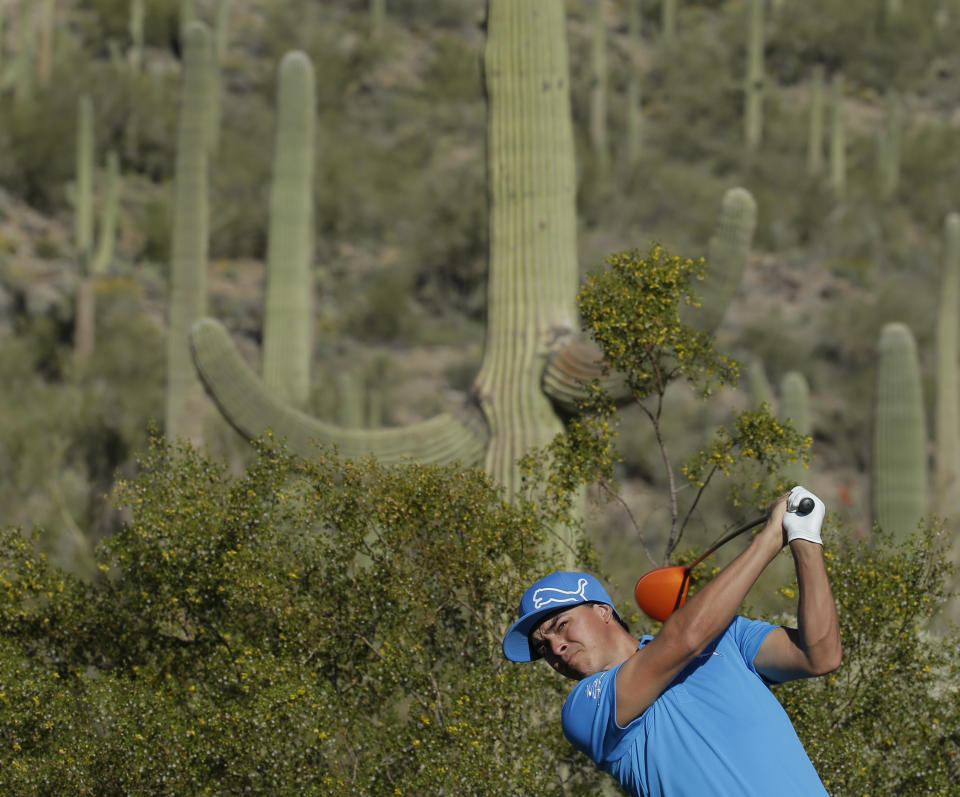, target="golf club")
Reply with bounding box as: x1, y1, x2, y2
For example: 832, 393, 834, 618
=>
634, 497, 815, 621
